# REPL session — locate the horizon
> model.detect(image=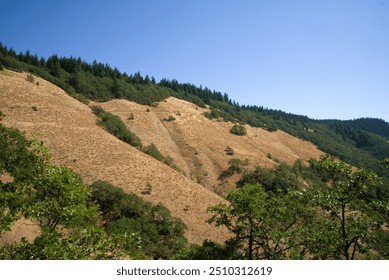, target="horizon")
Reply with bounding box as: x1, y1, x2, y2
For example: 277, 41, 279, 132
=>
1, 0, 388, 122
